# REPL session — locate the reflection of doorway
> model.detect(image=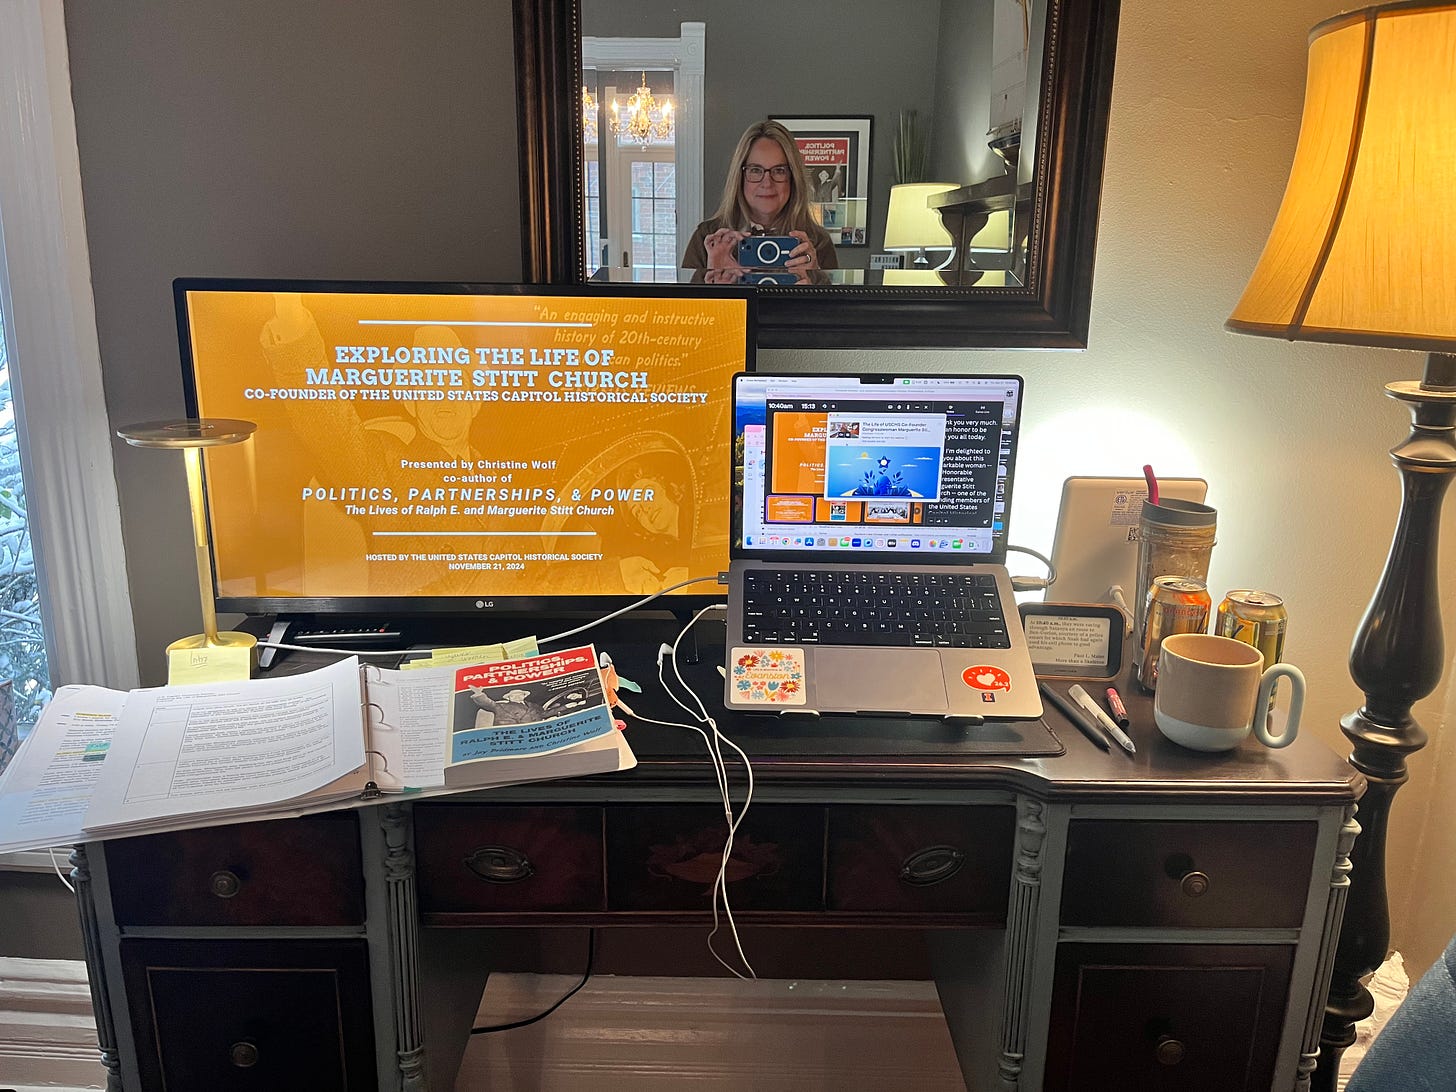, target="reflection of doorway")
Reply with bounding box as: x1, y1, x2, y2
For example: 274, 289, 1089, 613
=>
600, 95, 677, 278
581, 24, 704, 276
